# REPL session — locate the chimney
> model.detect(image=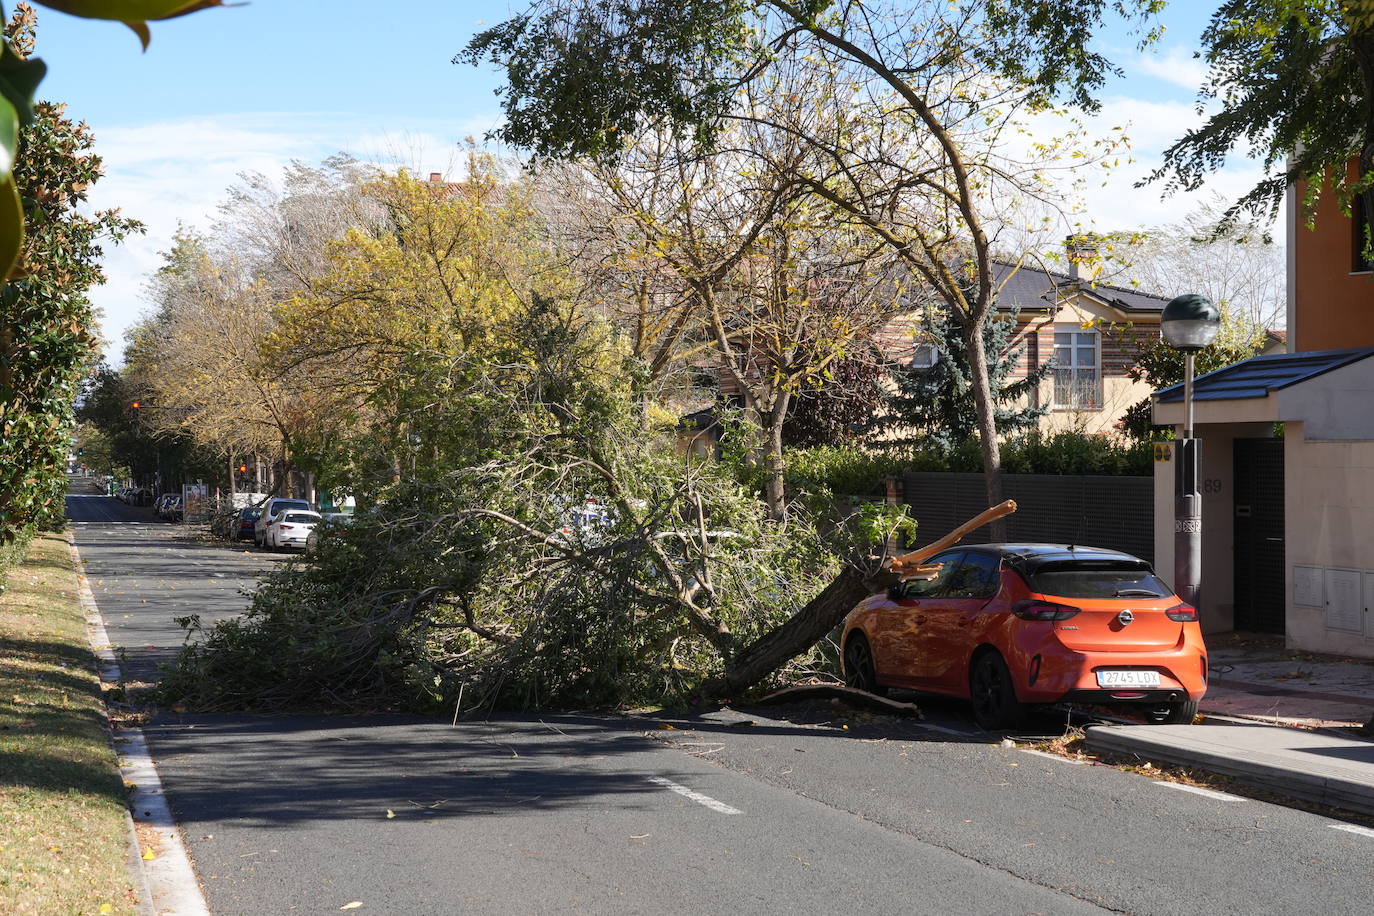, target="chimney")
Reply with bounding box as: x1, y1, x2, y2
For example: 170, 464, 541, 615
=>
1065, 233, 1100, 282
429, 172, 444, 183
